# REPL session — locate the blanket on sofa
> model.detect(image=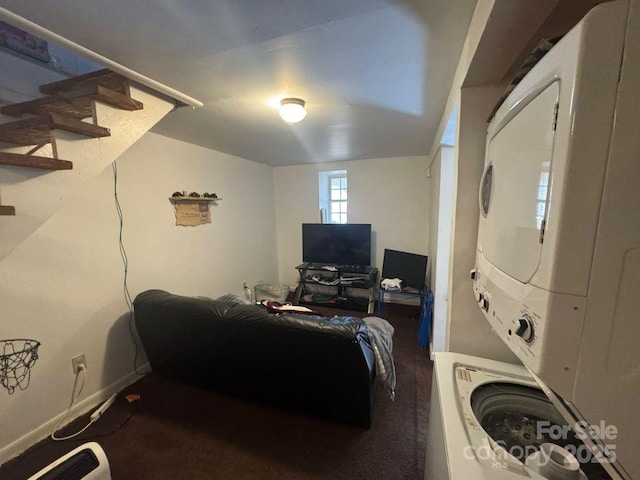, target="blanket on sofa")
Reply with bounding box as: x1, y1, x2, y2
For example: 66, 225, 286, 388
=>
363, 316, 396, 400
